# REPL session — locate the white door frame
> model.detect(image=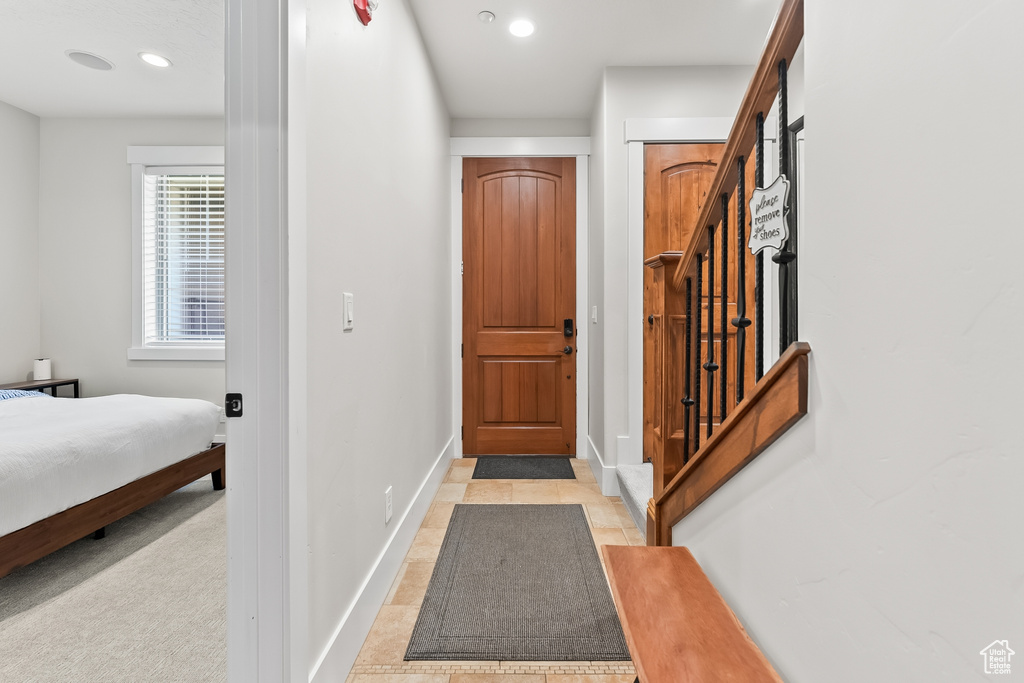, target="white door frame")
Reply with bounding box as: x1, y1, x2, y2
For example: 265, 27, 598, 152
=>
225, 0, 307, 680
450, 138, 590, 459
623, 117, 780, 465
